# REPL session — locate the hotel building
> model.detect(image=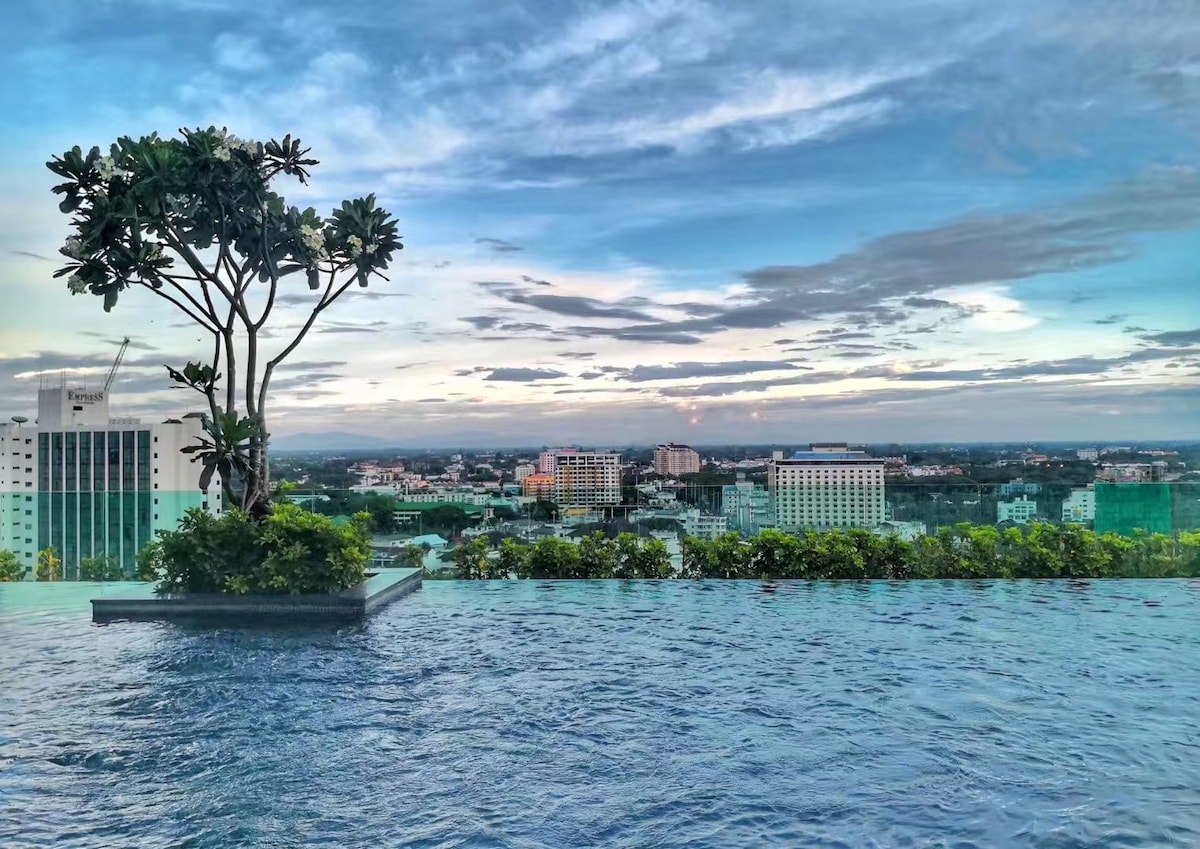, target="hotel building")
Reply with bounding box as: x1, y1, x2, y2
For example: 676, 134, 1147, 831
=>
767, 444, 885, 531
1, 384, 218, 577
